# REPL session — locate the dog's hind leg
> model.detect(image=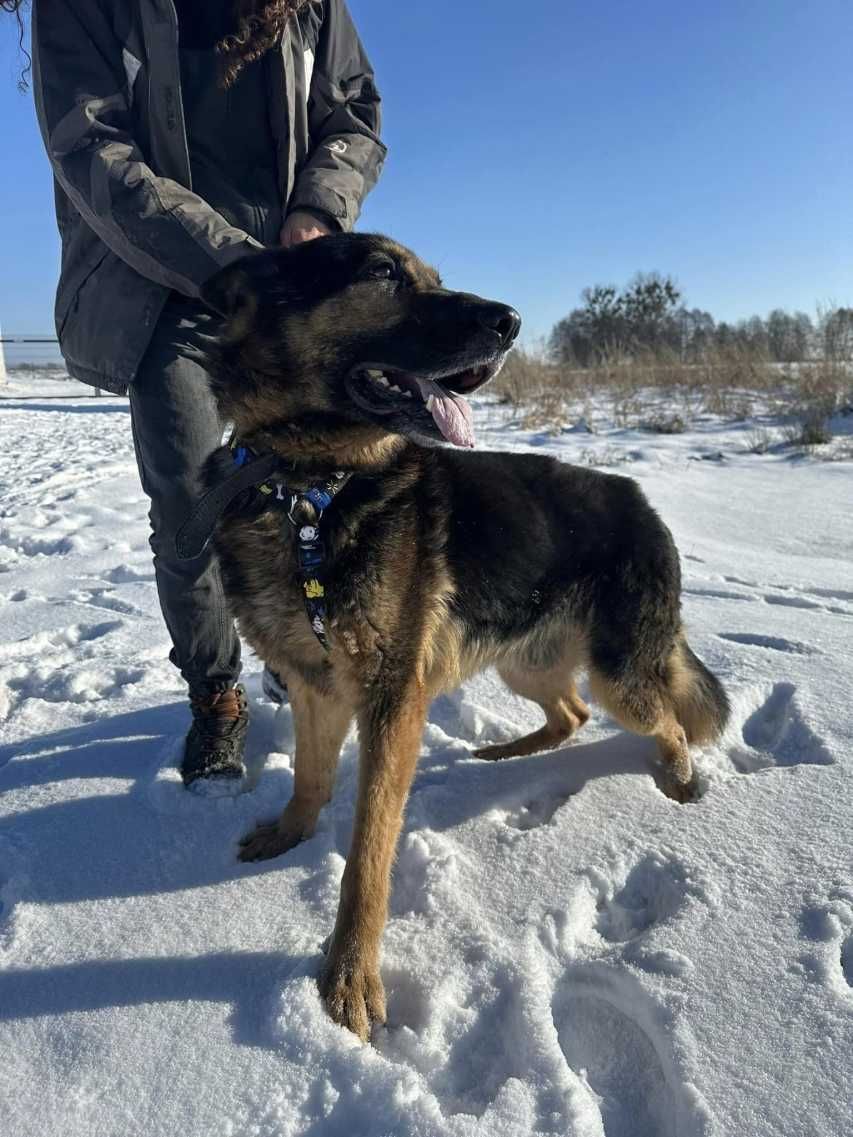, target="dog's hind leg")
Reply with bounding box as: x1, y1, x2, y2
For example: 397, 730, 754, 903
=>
587, 667, 698, 803
473, 660, 590, 762
239, 674, 353, 862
